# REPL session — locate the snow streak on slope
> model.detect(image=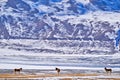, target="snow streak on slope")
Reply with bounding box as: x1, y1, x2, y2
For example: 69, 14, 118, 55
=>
0, 39, 116, 54
0, 39, 120, 69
